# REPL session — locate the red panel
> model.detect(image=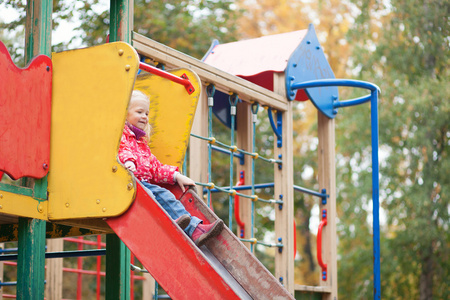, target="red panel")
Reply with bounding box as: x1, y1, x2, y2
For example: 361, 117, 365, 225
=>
0, 41, 52, 180
106, 183, 241, 299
